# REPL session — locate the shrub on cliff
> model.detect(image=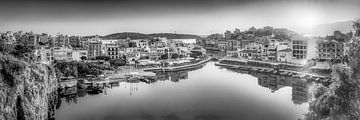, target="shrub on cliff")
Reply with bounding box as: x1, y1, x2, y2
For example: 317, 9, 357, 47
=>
0, 54, 26, 87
